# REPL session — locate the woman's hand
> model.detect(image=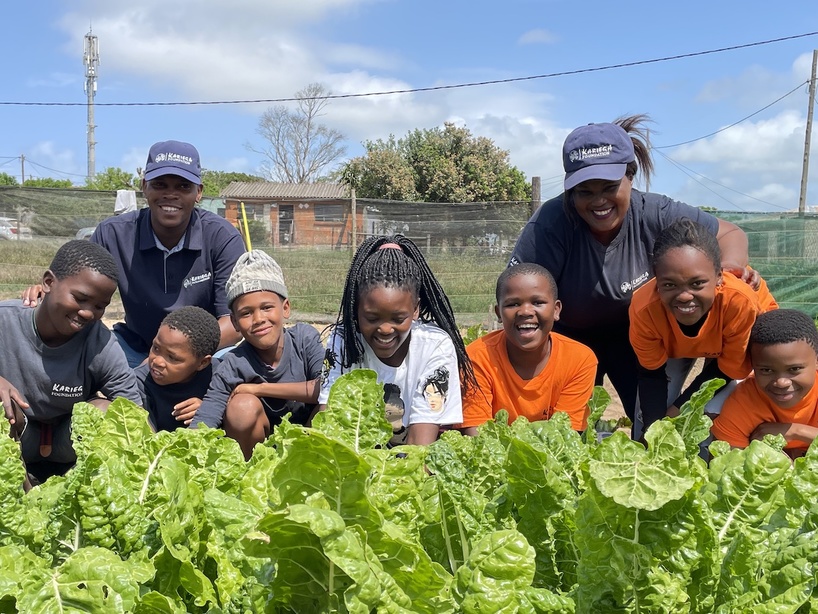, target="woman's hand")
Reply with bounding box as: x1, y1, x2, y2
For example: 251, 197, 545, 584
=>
721, 264, 761, 290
